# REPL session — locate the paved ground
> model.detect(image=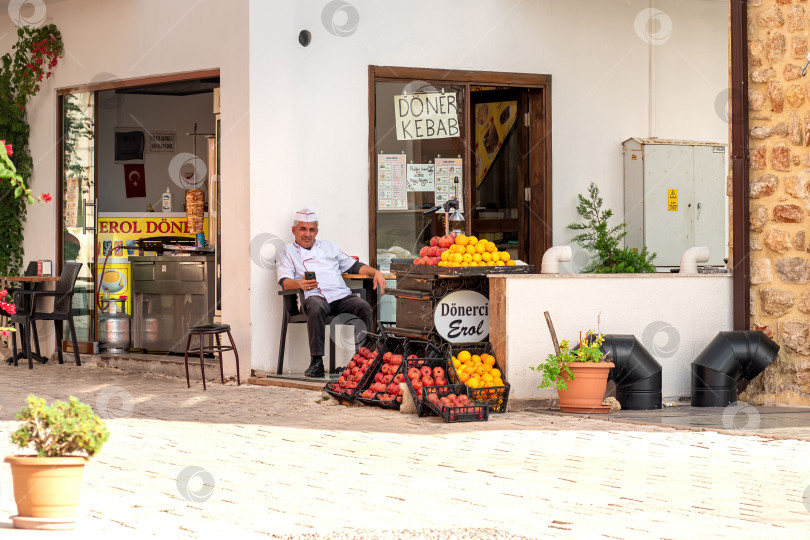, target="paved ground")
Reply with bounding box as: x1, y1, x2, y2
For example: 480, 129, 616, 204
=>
1, 359, 810, 539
